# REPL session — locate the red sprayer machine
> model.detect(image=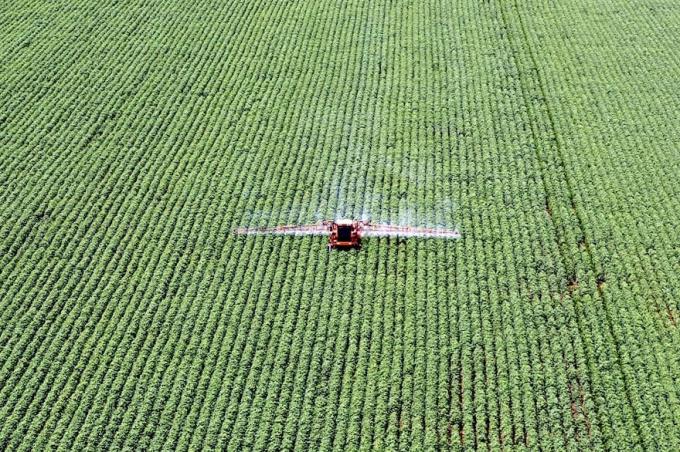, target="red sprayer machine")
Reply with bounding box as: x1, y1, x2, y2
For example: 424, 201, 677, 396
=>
235, 219, 461, 250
